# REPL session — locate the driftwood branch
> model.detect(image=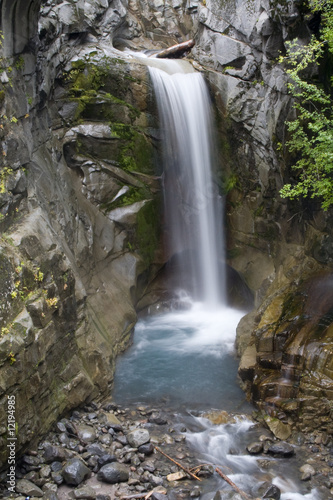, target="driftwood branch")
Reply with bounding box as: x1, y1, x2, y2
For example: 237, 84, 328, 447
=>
155, 446, 202, 481
215, 467, 251, 500
154, 40, 195, 59
121, 491, 156, 500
